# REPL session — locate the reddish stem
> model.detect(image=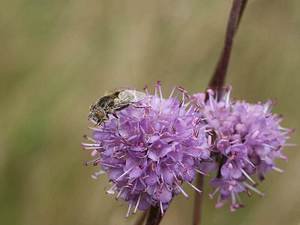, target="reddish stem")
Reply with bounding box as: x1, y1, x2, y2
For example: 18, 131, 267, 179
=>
193, 1, 248, 225
208, 0, 248, 98
192, 174, 204, 225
